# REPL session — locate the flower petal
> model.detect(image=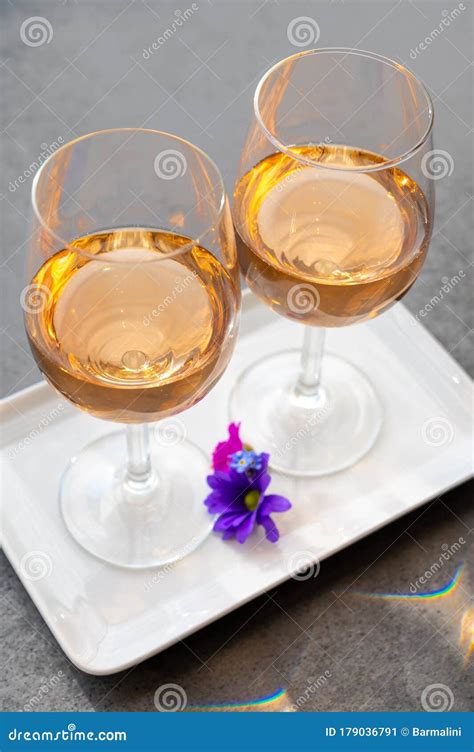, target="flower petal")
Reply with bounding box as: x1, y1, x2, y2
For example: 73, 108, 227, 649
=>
235, 511, 257, 544
258, 494, 292, 518
205, 495, 233, 514
222, 529, 235, 540
213, 512, 249, 531
207, 471, 238, 490
259, 514, 280, 543
205, 488, 247, 513
204, 497, 224, 514
212, 423, 243, 471
259, 452, 270, 472
228, 422, 242, 441
254, 470, 272, 495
